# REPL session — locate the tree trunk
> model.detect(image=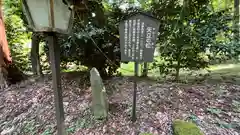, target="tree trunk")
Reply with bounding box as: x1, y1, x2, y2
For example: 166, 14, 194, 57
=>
175, 61, 181, 82
141, 62, 148, 77
175, 51, 182, 82
31, 33, 42, 76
